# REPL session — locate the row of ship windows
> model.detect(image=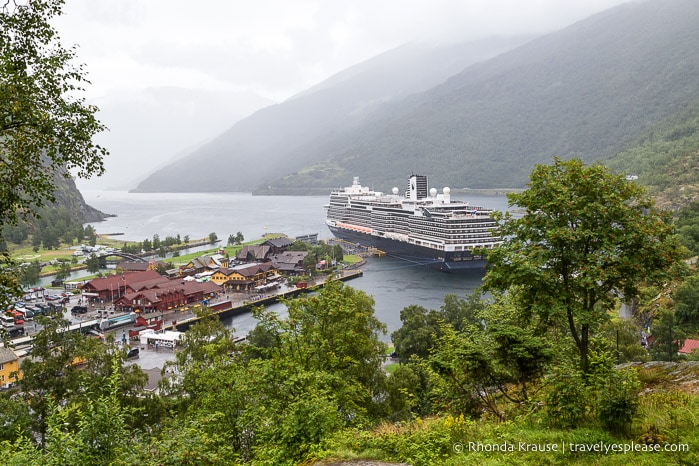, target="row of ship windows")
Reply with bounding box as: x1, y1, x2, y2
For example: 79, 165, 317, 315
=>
347, 214, 496, 225
332, 205, 494, 220
340, 215, 495, 229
